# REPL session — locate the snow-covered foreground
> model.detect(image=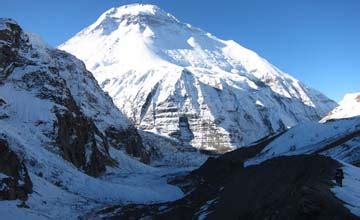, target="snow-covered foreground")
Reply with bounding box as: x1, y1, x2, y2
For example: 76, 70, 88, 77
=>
332, 162, 360, 216
0, 148, 193, 219
0, 120, 203, 219
0, 122, 206, 219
